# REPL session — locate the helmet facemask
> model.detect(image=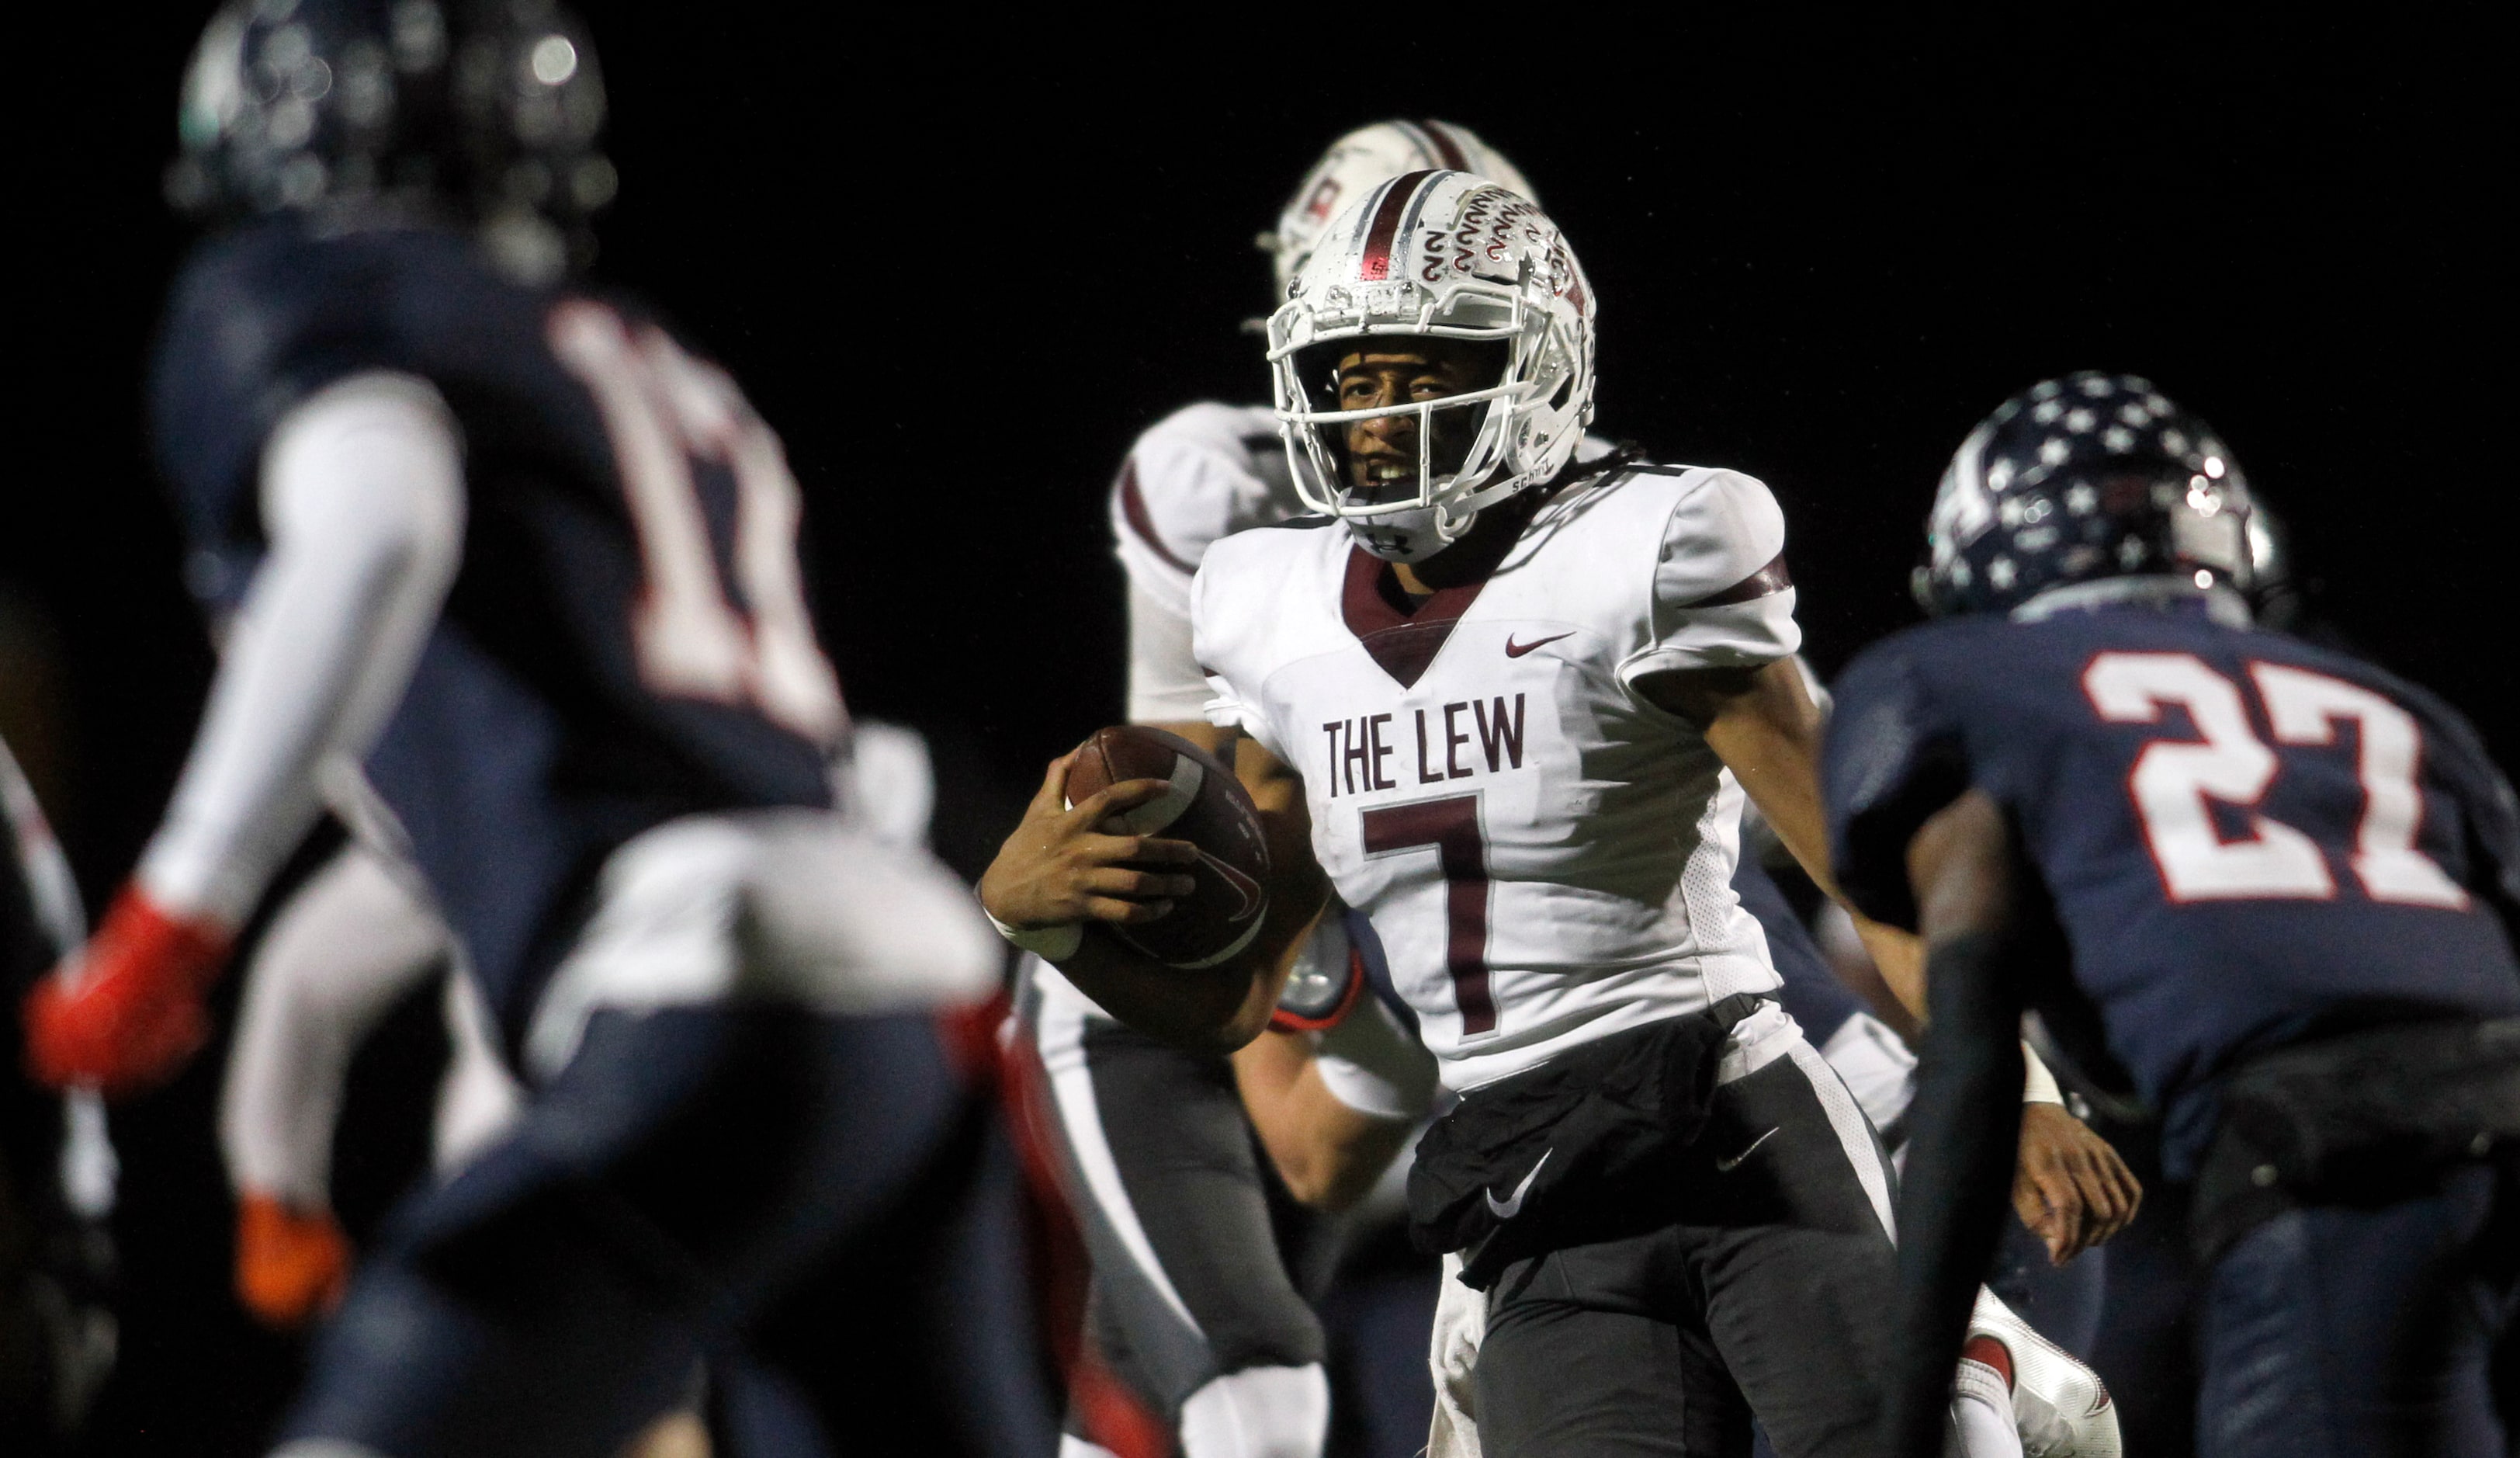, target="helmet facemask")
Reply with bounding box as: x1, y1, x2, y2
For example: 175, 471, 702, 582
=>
1280, 335, 1523, 562
1268, 173, 1595, 564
